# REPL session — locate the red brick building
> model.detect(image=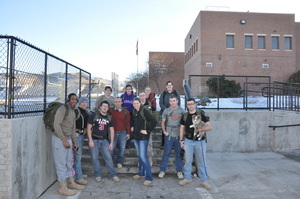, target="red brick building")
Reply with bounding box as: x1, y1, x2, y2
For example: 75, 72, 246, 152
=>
148, 52, 184, 94
185, 10, 299, 81
149, 11, 300, 96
